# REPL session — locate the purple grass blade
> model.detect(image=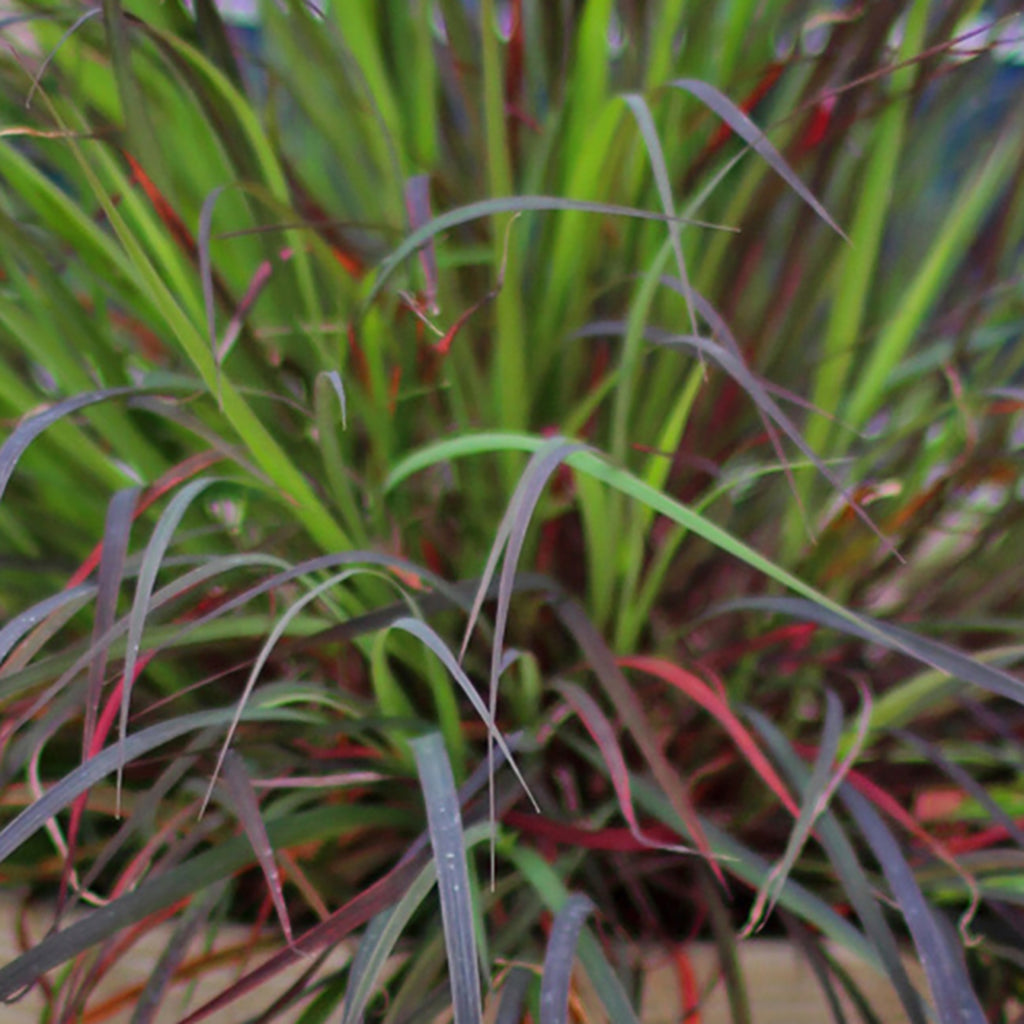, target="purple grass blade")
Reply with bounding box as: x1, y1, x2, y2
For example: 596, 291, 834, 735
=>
895, 728, 1024, 850
119, 476, 222, 810
411, 732, 483, 1024
668, 78, 846, 239
84, 487, 140, 762
0, 706, 296, 865
0, 585, 95, 669
717, 595, 1024, 708
198, 186, 228, 372
539, 894, 595, 1024
840, 784, 986, 1024
0, 386, 169, 502
405, 174, 438, 314
221, 751, 295, 947
494, 966, 532, 1024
